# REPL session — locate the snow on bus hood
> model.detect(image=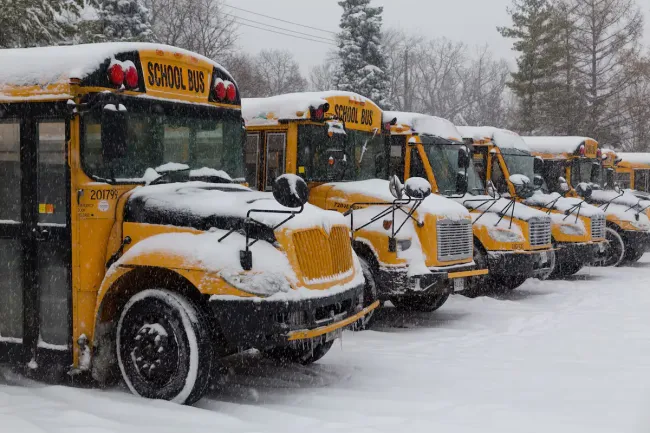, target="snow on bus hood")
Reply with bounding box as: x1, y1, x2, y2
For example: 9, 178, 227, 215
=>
590, 189, 650, 210
455, 194, 548, 221
115, 229, 364, 298
128, 182, 346, 232
524, 191, 605, 218
324, 179, 470, 221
